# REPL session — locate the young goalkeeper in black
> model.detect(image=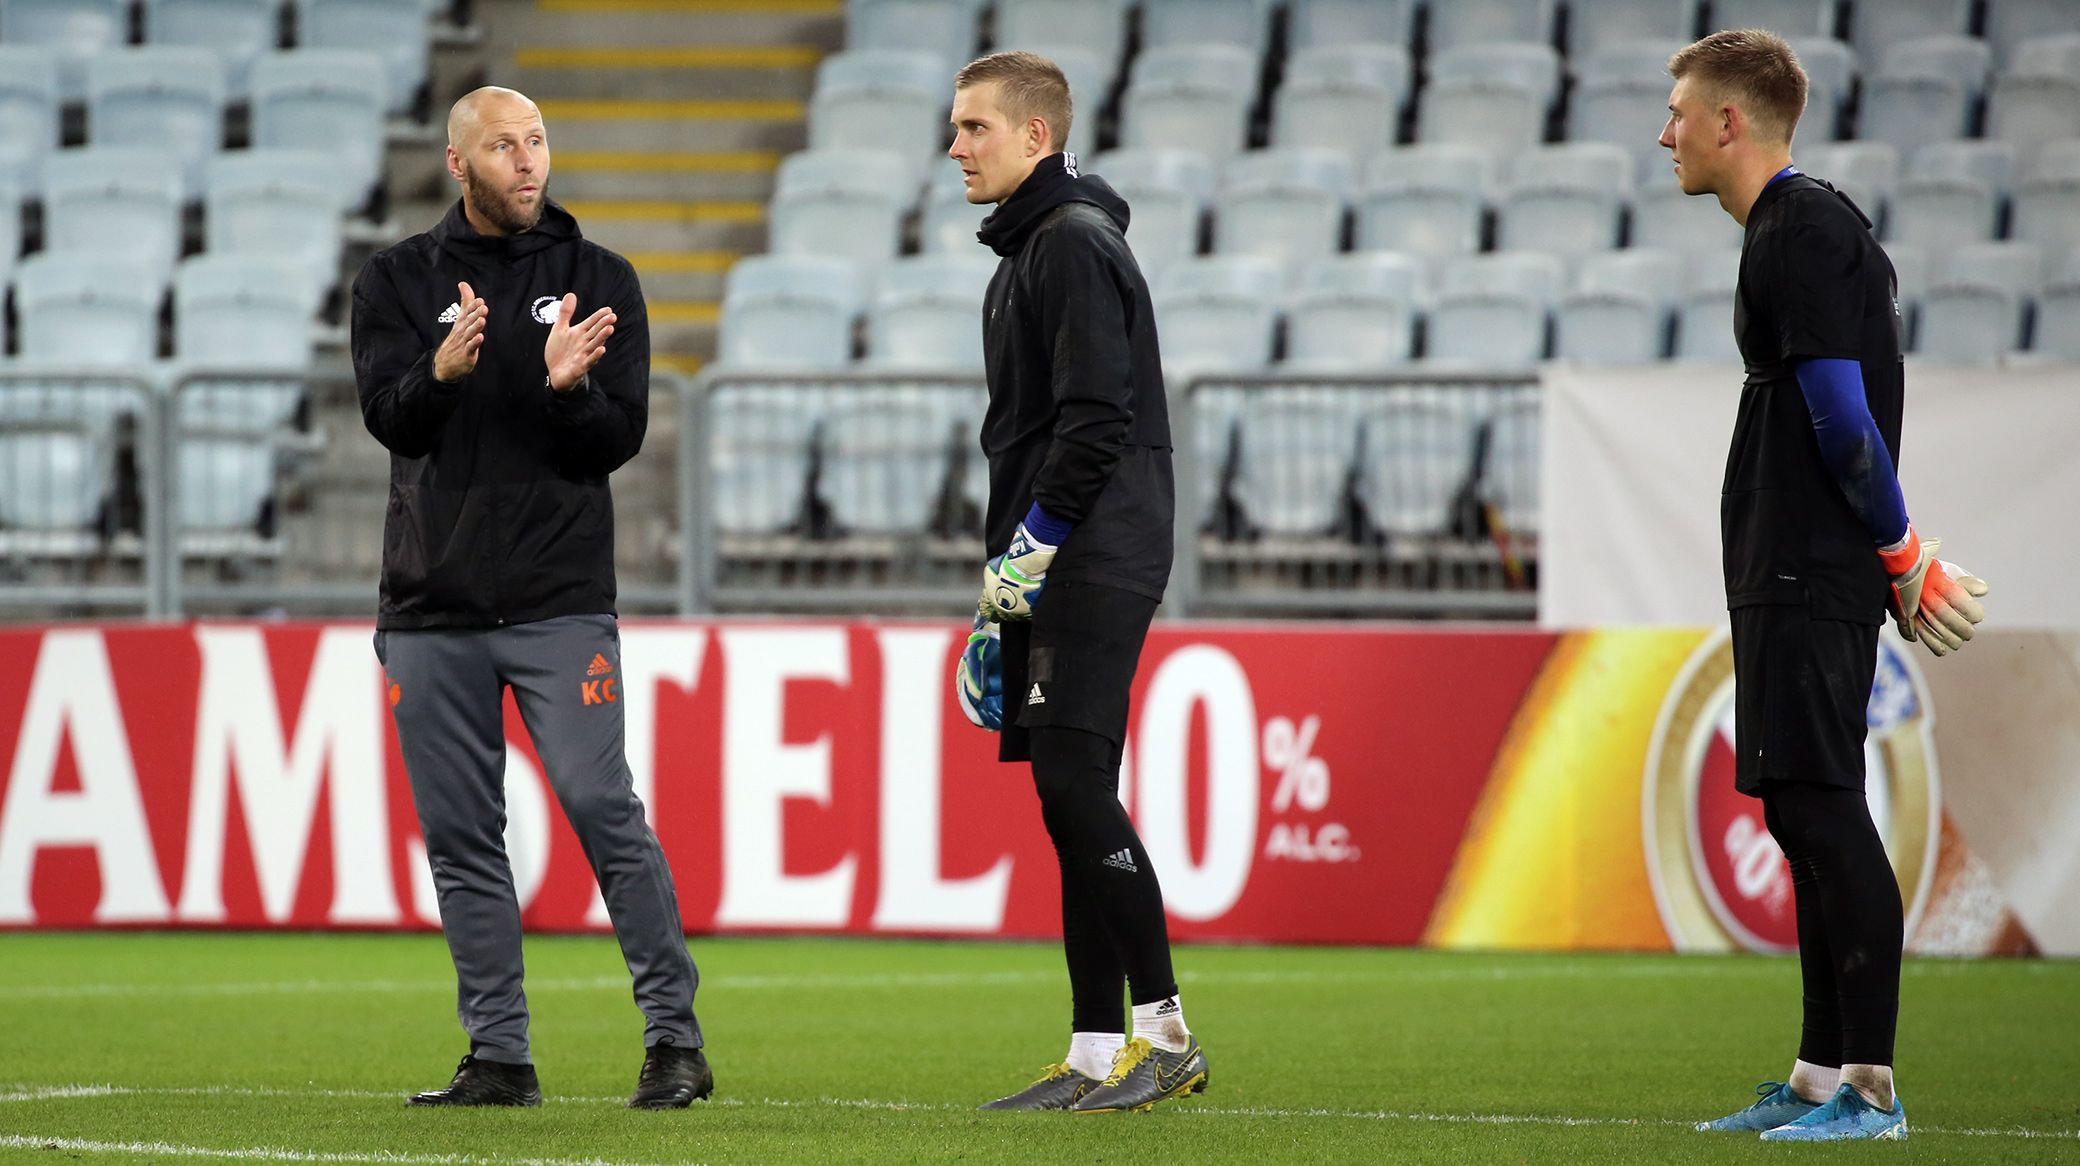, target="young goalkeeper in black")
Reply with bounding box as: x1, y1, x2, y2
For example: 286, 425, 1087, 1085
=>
1658, 30, 1990, 1143
947, 51, 1208, 1115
